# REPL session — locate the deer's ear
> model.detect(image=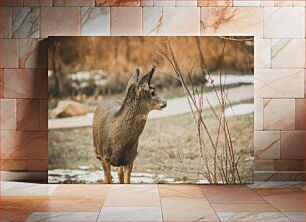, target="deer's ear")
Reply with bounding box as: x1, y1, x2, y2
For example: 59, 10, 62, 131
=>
126, 69, 140, 94
138, 65, 156, 87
